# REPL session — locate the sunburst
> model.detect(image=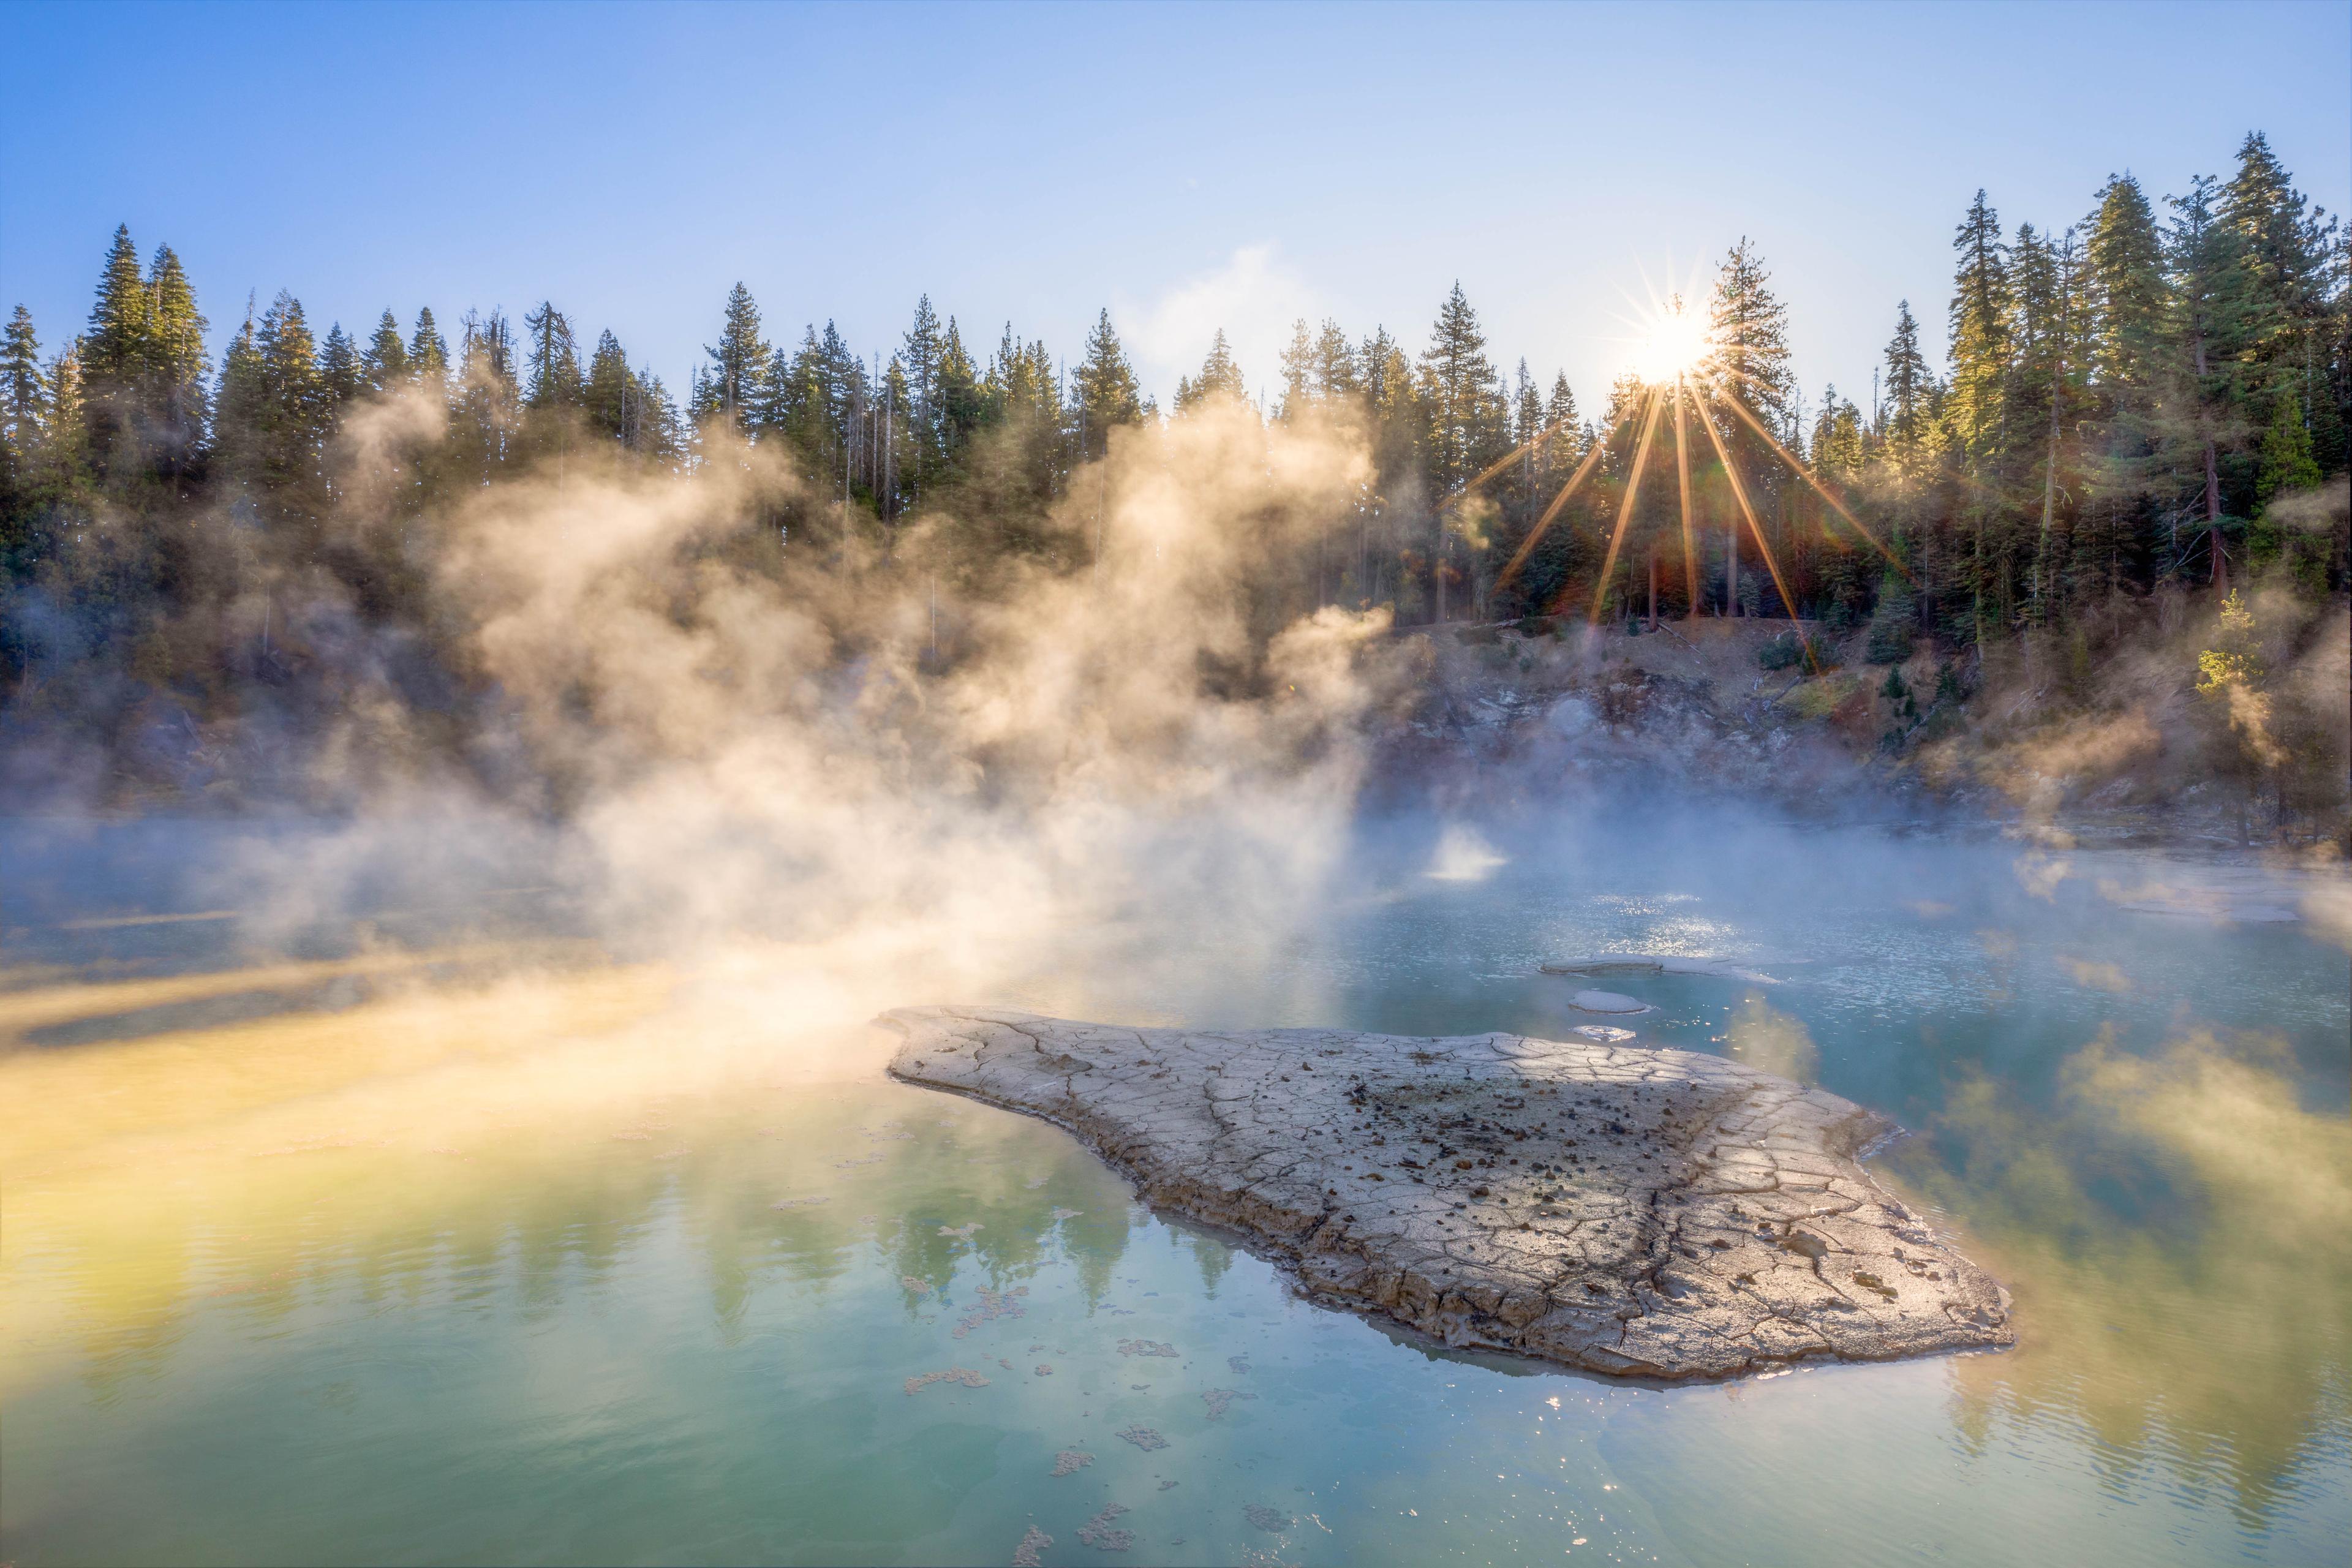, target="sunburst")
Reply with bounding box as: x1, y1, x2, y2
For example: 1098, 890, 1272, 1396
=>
1455, 274, 1914, 671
